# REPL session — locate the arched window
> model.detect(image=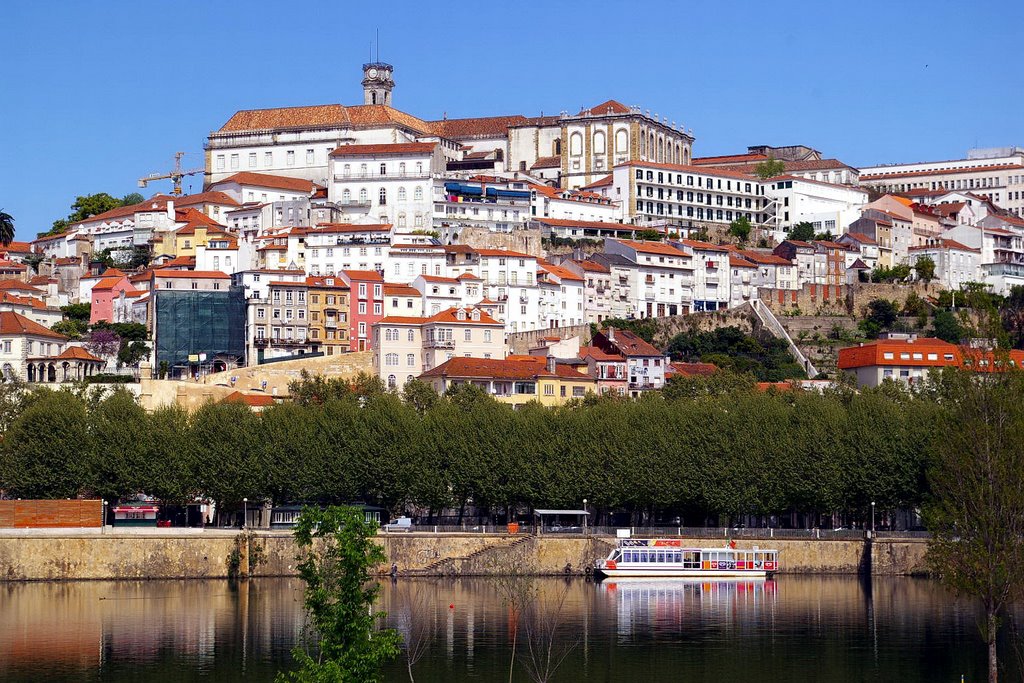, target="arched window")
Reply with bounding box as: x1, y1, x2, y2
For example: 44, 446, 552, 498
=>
569, 132, 583, 156
398, 187, 407, 201
414, 213, 423, 227
343, 164, 351, 177
657, 138, 664, 162
359, 163, 367, 176
399, 162, 406, 176
397, 212, 406, 227
414, 186, 423, 201
342, 189, 352, 203
649, 133, 656, 159
359, 188, 368, 203
378, 188, 387, 205
407, 329, 414, 341
553, 138, 562, 156
386, 353, 398, 366
379, 163, 386, 176
640, 132, 646, 156
593, 130, 606, 154
407, 353, 415, 367
387, 374, 396, 389
615, 129, 628, 154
